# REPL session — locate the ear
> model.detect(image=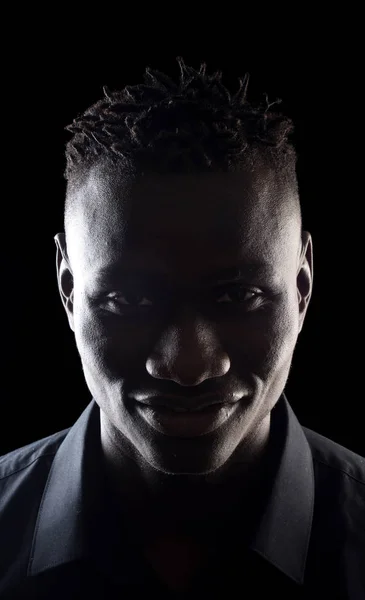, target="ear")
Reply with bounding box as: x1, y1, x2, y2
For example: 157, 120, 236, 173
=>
54, 232, 75, 332
297, 231, 313, 333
